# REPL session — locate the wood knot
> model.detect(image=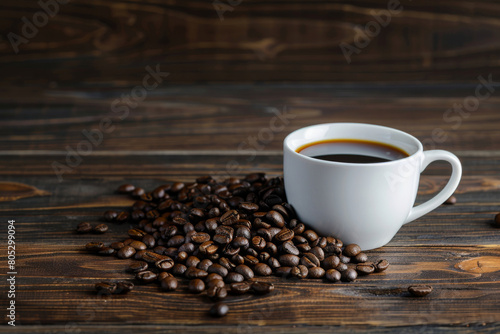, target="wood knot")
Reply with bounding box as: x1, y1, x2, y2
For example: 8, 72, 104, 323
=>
455, 256, 500, 274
